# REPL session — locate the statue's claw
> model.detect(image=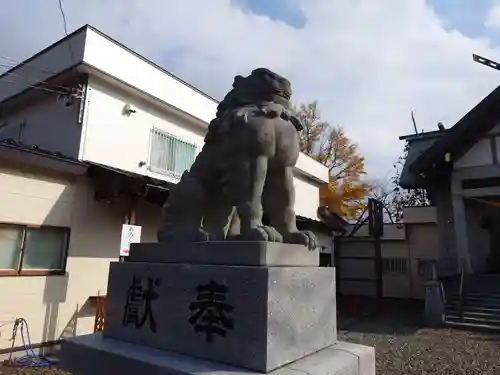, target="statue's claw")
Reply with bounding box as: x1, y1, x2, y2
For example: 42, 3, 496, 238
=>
261, 226, 283, 243
231, 225, 283, 243
283, 231, 317, 251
